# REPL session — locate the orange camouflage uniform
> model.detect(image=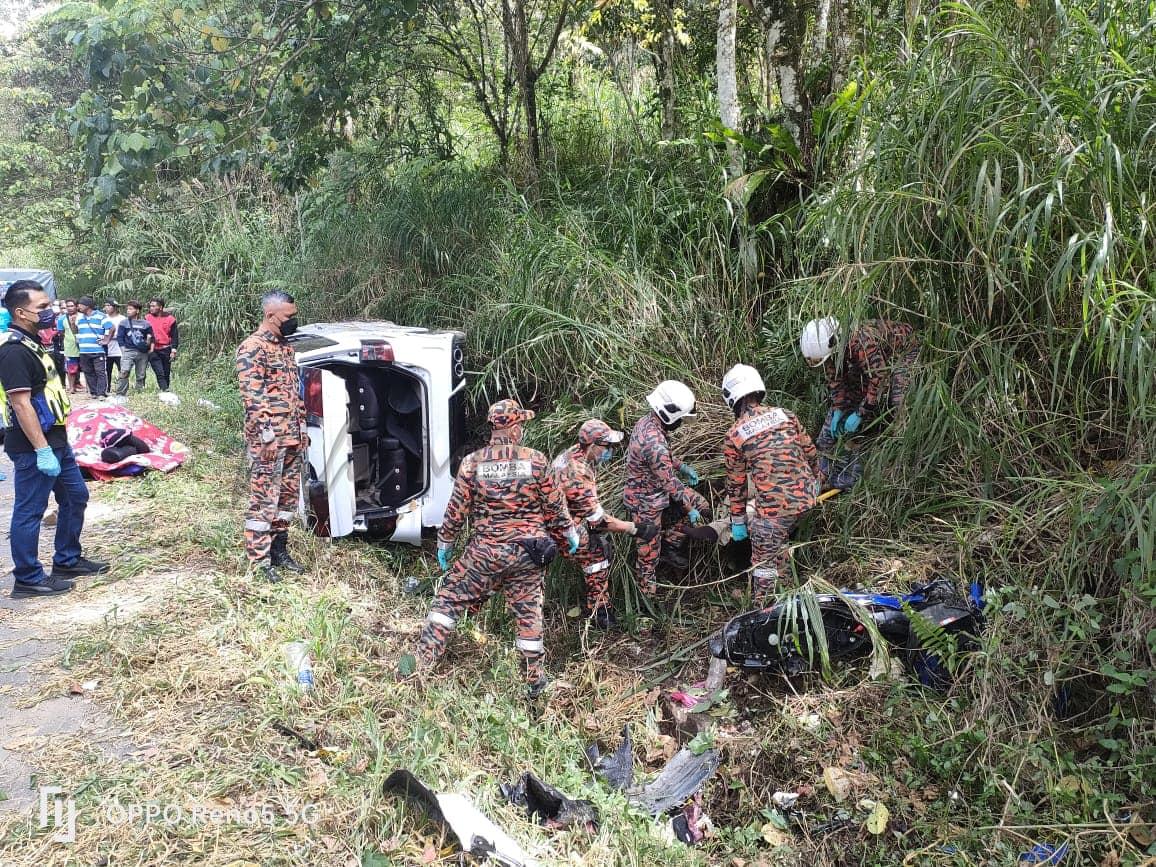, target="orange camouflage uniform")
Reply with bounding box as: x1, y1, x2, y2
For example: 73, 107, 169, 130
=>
236, 329, 304, 564
623, 412, 708, 595
417, 432, 574, 688
552, 444, 614, 611
818, 319, 918, 452
724, 402, 818, 602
